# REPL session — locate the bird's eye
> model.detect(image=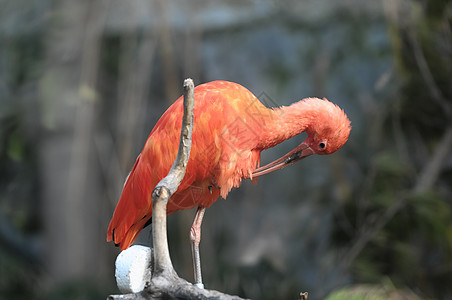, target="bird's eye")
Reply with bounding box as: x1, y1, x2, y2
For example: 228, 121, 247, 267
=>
319, 141, 326, 149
